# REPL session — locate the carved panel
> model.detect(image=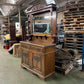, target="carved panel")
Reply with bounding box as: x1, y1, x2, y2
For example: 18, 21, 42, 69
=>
22, 50, 29, 65
33, 53, 42, 72
34, 56, 40, 63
